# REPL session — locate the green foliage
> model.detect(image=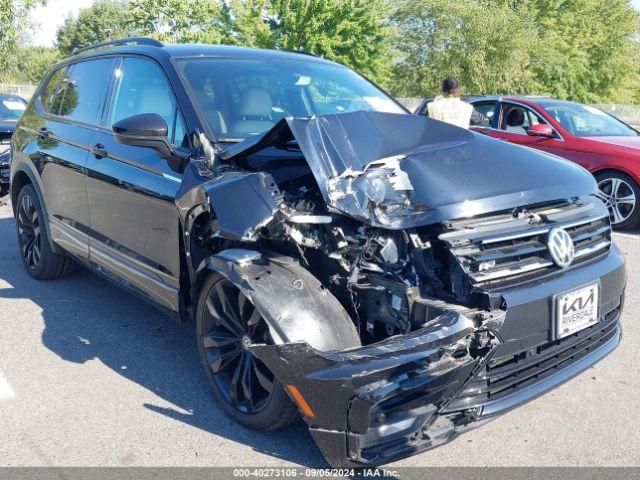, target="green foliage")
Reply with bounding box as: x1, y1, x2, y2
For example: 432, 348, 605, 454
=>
524, 0, 640, 103
0, 0, 44, 81
391, 0, 537, 97
265, 0, 394, 85
52, 0, 393, 87
392, 0, 640, 102
5, 46, 60, 84
56, 0, 132, 55
126, 0, 228, 44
